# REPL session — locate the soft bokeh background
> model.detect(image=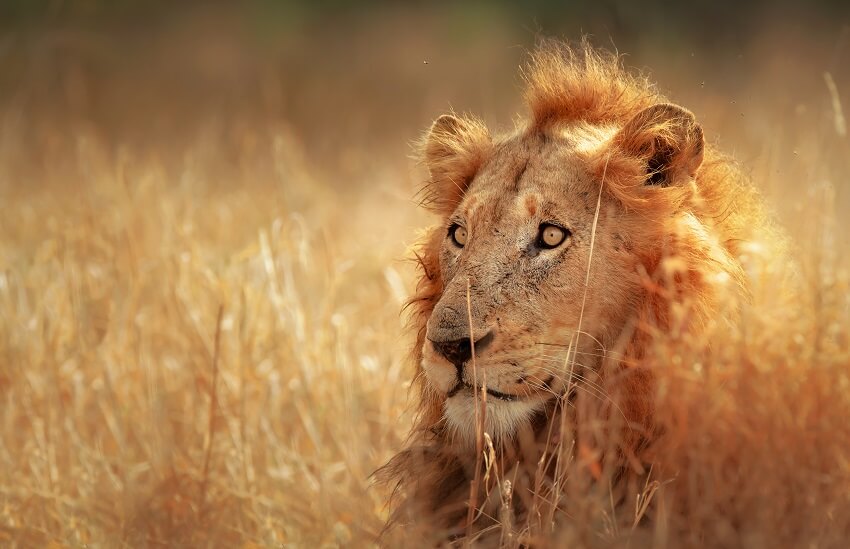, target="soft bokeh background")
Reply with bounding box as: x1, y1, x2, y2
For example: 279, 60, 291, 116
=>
0, 1, 848, 546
